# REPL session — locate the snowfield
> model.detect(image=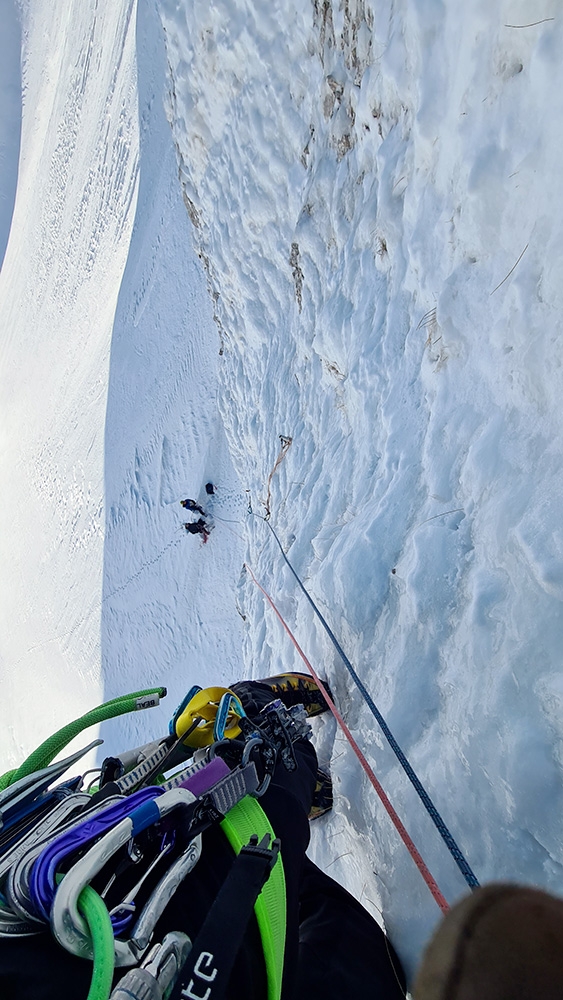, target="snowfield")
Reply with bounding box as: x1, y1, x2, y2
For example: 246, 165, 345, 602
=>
1, 0, 563, 983
0, 0, 141, 755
